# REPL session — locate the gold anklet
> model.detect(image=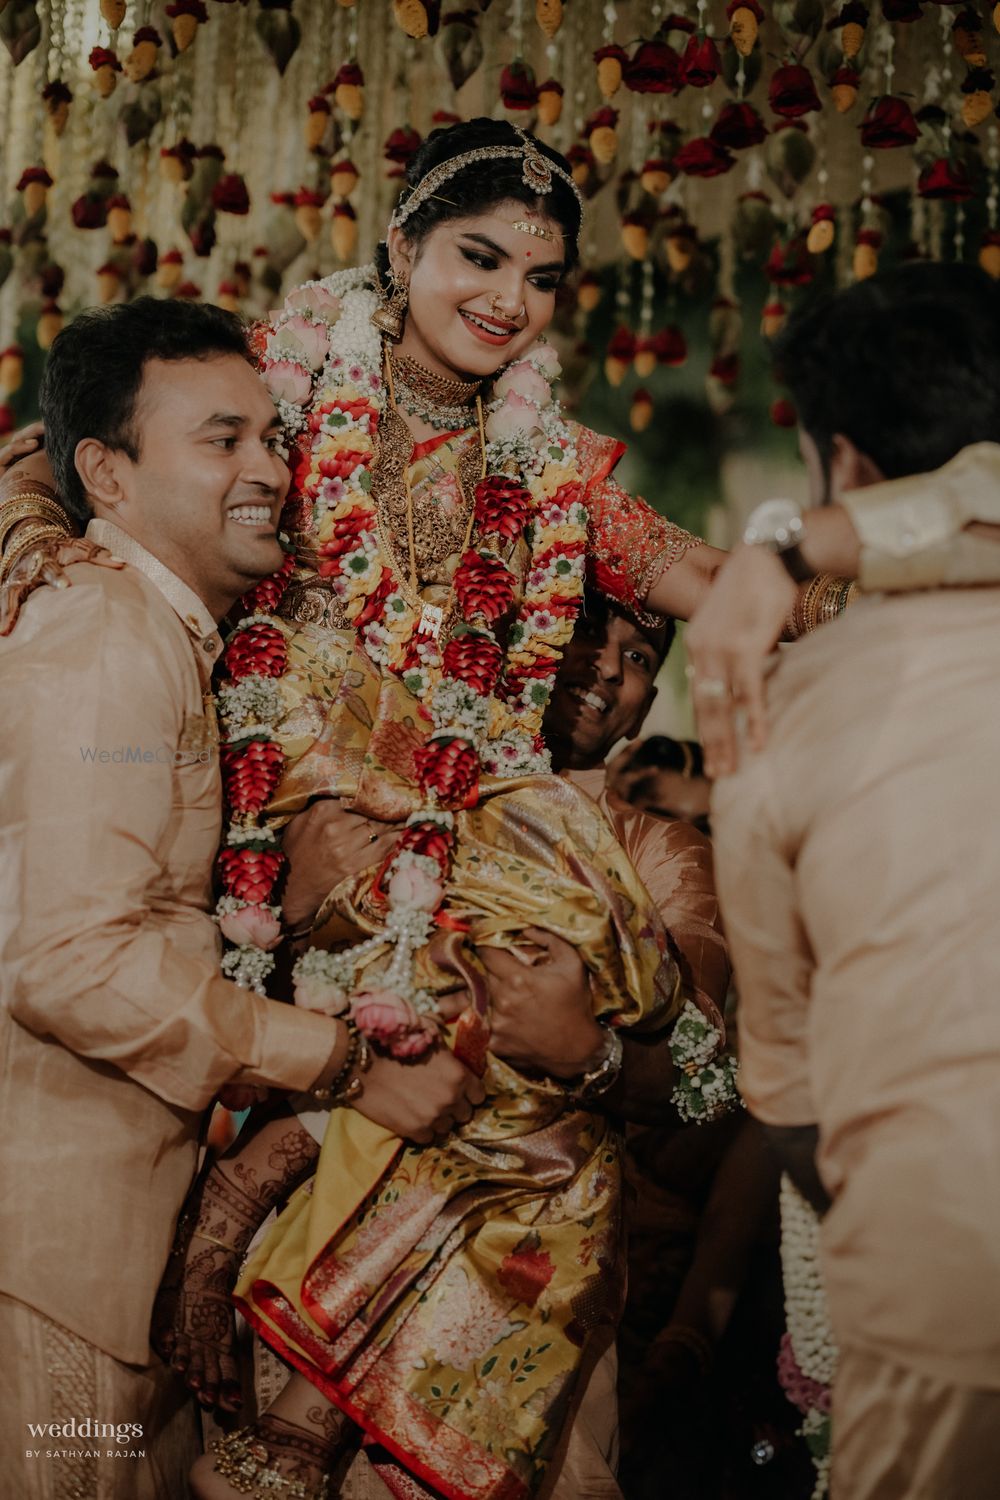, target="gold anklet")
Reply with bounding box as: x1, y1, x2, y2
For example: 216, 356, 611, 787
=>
210, 1427, 332, 1500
